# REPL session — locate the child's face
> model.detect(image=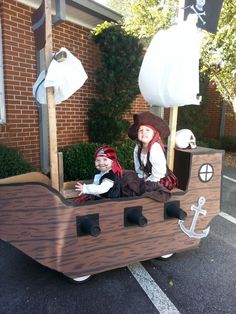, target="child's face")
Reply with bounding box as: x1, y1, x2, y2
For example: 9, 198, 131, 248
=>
95, 156, 113, 173
138, 125, 155, 144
